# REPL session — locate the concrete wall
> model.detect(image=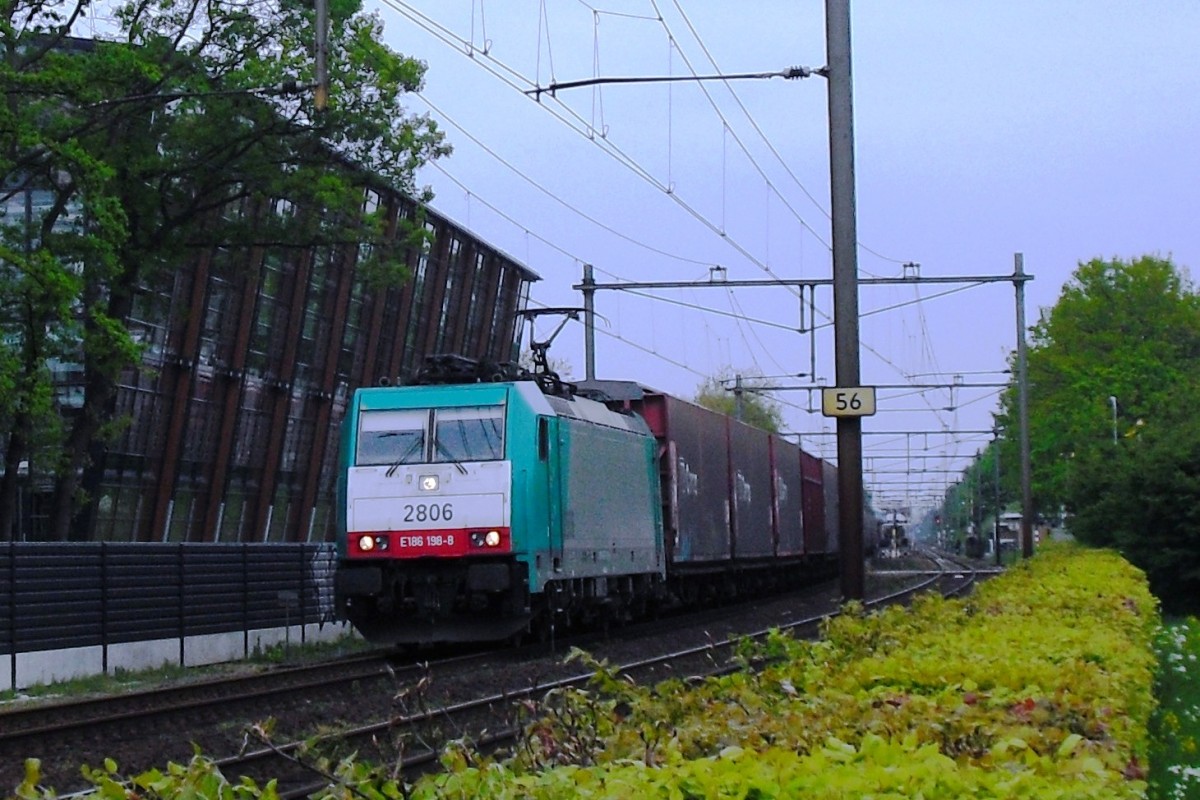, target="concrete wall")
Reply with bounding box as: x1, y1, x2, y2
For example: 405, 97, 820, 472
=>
4, 620, 355, 693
